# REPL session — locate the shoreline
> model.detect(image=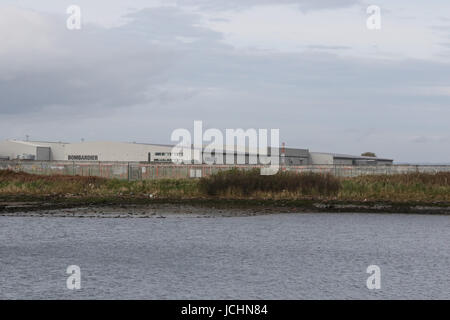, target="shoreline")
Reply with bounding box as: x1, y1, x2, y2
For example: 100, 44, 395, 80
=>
1, 196, 449, 217
1, 170, 450, 217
